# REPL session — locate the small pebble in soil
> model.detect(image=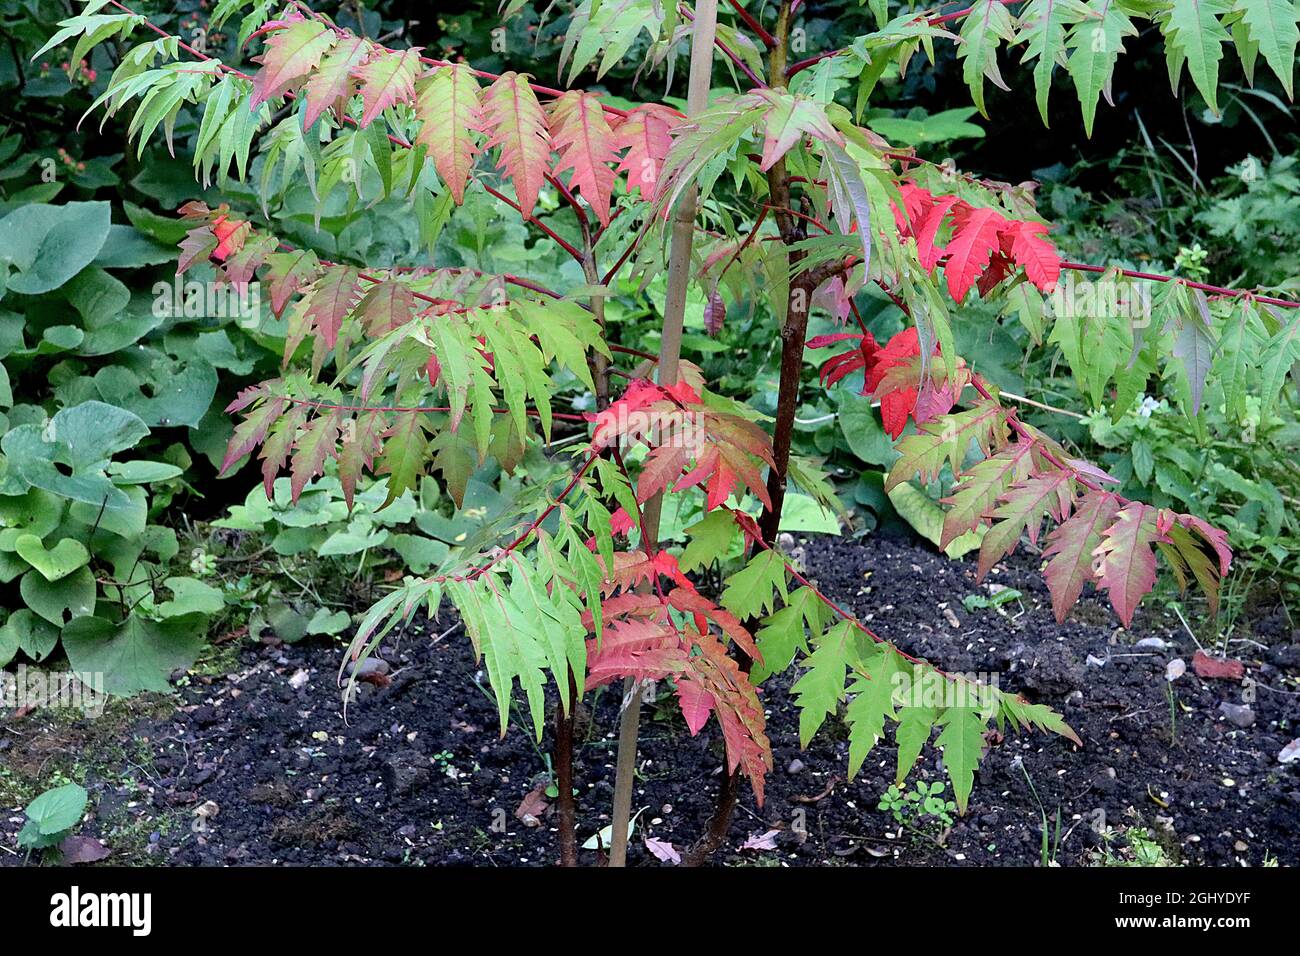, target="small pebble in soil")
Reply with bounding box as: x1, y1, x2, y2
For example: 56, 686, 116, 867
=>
1134, 637, 1168, 650
787, 758, 805, 774
1218, 702, 1256, 728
